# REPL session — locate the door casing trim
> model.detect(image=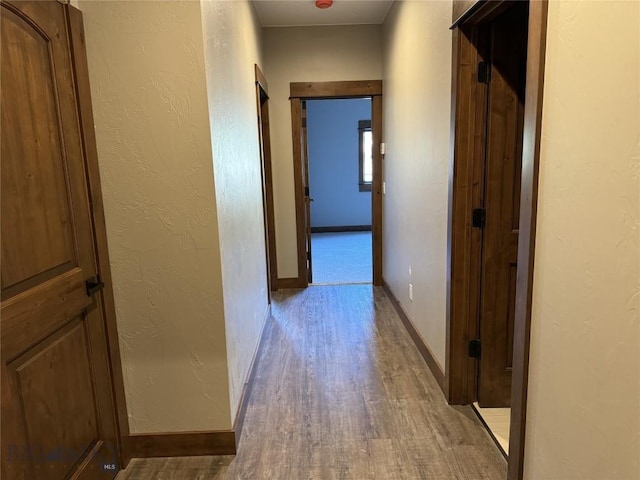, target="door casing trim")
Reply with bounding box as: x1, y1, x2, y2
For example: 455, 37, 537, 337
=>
288, 80, 383, 287
255, 64, 278, 293
446, 2, 548, 480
